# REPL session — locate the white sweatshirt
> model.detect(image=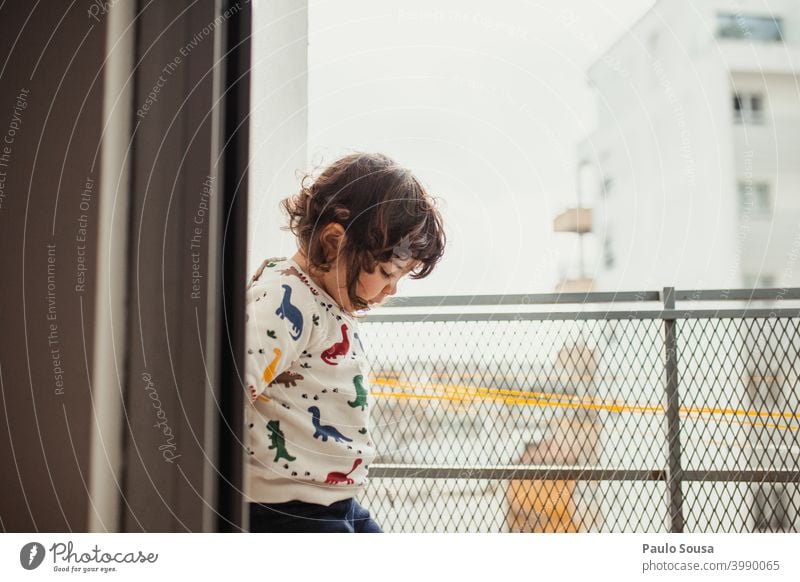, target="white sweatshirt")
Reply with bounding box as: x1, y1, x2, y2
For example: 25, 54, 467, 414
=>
243, 256, 376, 506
